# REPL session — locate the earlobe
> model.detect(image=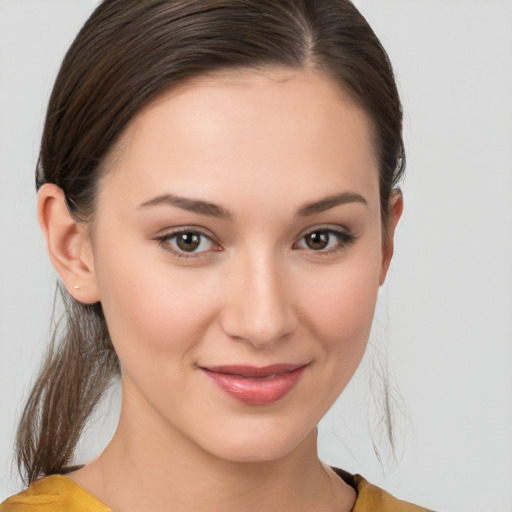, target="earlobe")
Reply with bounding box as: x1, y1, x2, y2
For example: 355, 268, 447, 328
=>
379, 191, 404, 286
37, 184, 100, 304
